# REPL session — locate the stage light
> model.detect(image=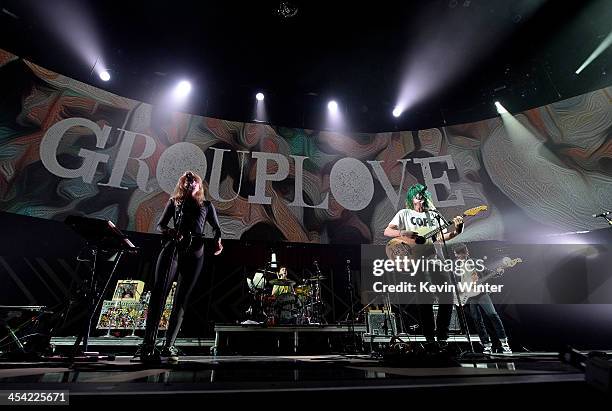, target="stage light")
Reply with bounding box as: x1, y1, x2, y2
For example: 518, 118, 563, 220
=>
327, 100, 338, 113
276, 1, 298, 18
254, 92, 267, 122
392, 107, 402, 118
495, 101, 508, 114
174, 81, 192, 98
99, 70, 110, 81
